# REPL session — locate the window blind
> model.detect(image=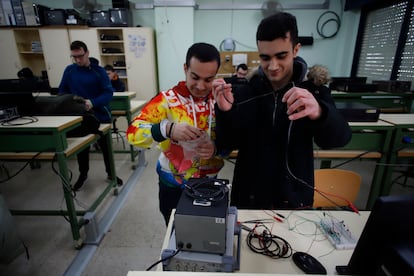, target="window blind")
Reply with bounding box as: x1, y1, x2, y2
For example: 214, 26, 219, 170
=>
357, 2, 408, 83
397, 6, 414, 89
